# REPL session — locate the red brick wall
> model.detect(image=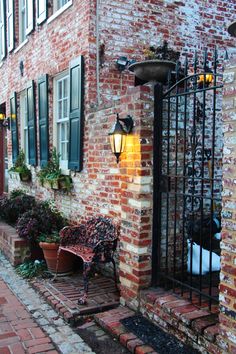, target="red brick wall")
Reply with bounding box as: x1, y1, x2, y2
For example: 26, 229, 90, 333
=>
220, 49, 236, 353
0, 1, 236, 350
